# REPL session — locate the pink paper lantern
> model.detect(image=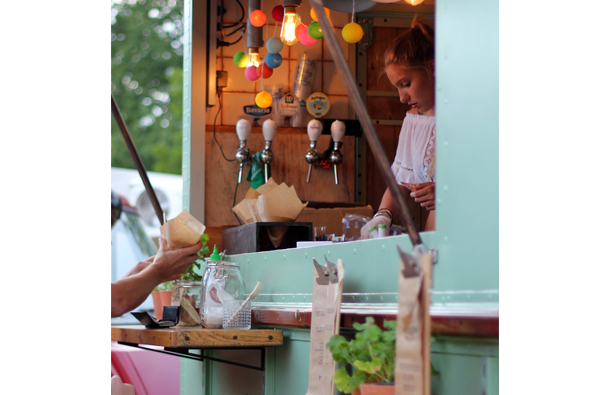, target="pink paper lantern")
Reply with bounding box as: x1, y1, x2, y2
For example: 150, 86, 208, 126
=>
295, 23, 307, 39
299, 27, 317, 46
245, 65, 260, 81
